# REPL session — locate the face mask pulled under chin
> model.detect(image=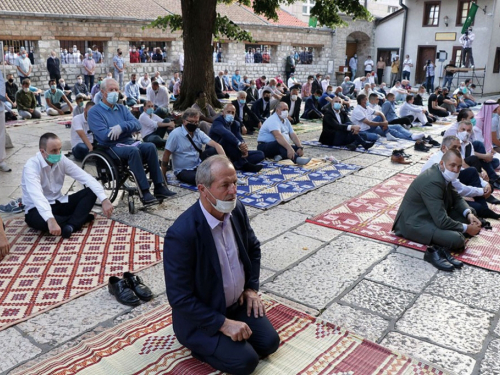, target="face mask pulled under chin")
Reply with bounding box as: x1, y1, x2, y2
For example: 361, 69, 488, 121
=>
441, 164, 459, 182
204, 186, 237, 213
